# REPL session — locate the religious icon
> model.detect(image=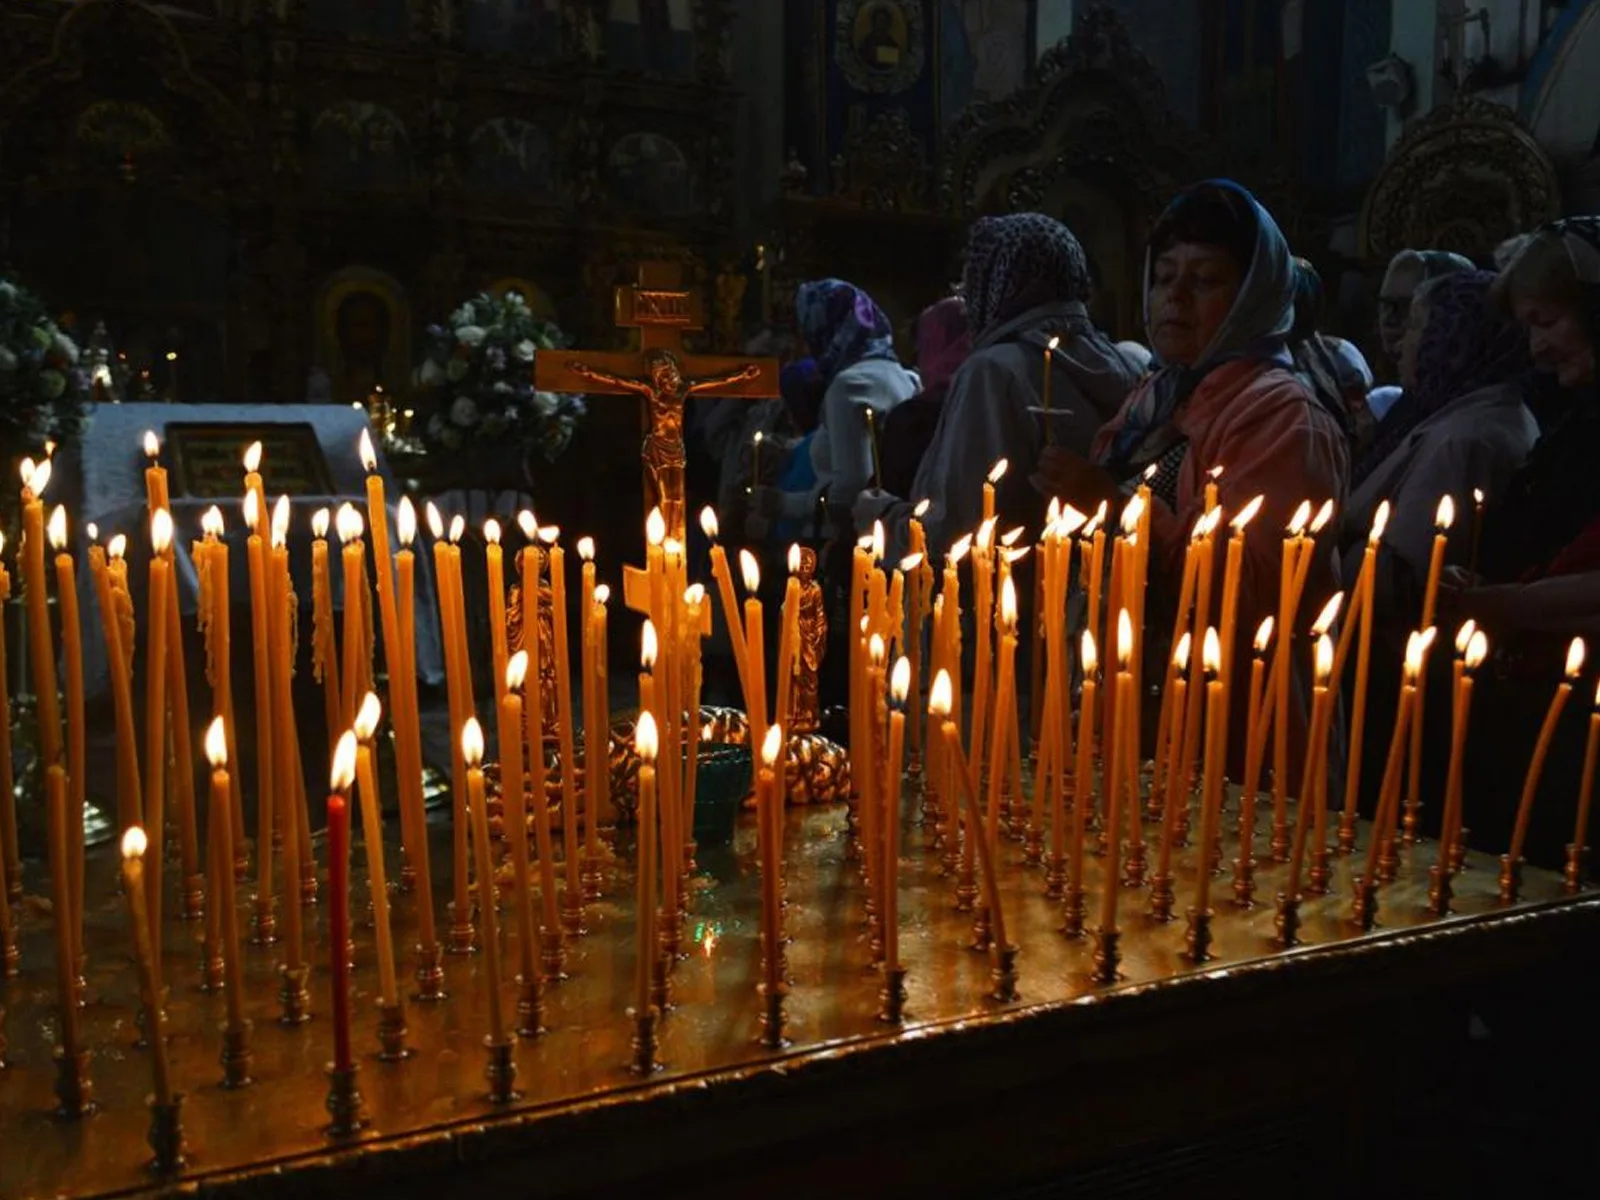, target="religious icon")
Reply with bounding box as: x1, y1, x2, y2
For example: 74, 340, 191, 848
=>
834, 0, 925, 95
793, 546, 827, 734
855, 0, 907, 68
565, 350, 760, 543
313, 269, 411, 409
